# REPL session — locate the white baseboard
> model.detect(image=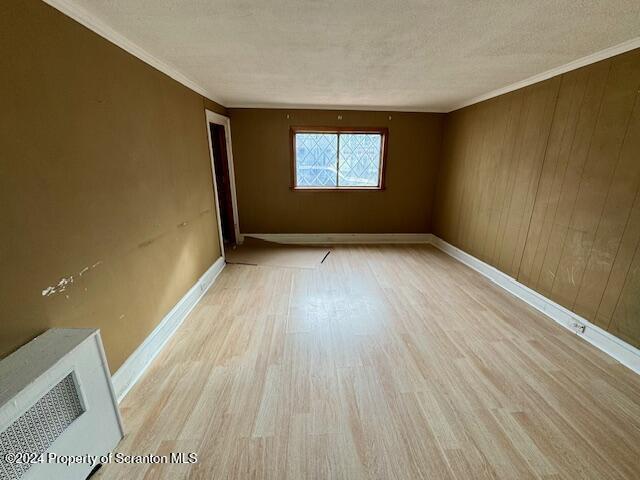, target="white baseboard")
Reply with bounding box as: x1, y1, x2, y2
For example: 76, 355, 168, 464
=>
429, 236, 640, 375
244, 233, 434, 245
111, 256, 225, 402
